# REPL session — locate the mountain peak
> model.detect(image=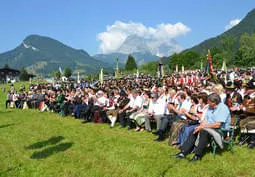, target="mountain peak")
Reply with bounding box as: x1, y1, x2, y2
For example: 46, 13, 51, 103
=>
118, 35, 150, 54
117, 34, 182, 57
